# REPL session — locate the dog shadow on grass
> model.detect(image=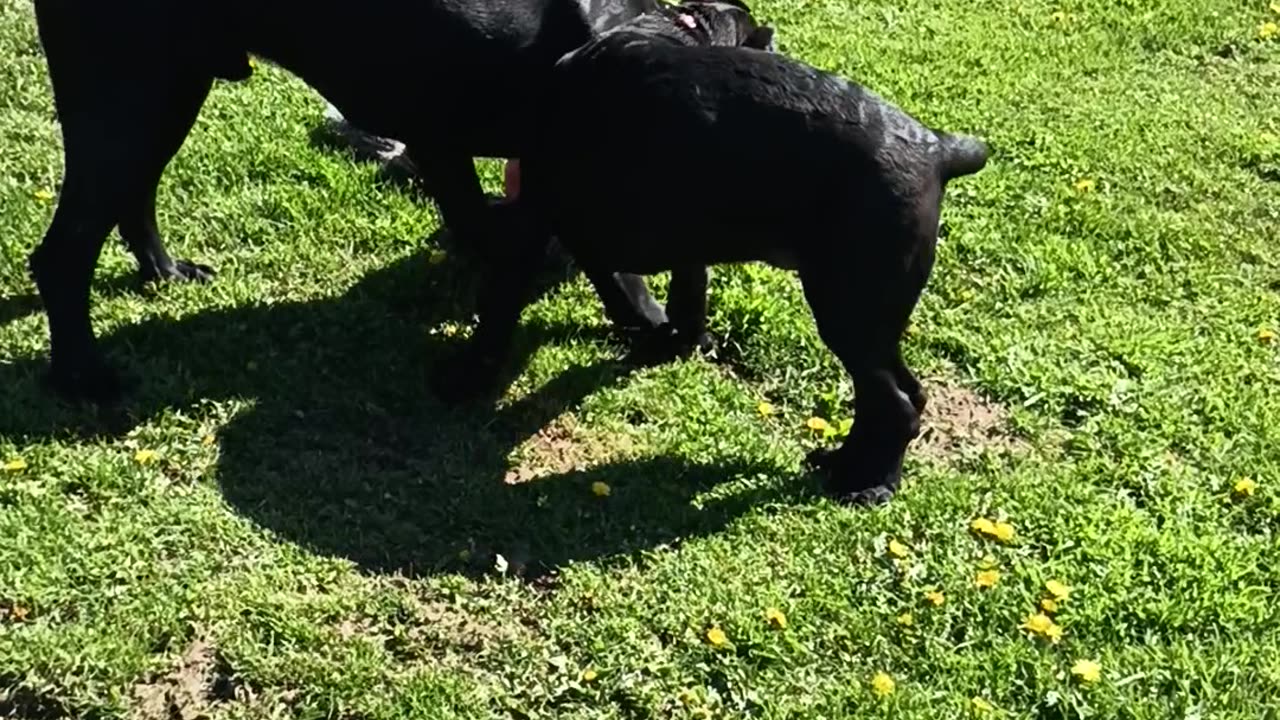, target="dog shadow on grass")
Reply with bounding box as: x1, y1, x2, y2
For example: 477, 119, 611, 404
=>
0, 245, 801, 581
